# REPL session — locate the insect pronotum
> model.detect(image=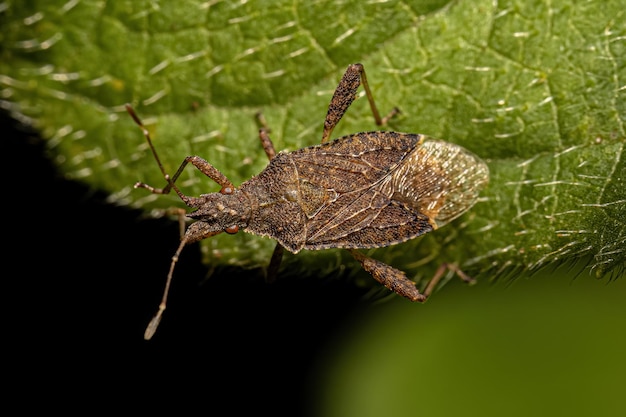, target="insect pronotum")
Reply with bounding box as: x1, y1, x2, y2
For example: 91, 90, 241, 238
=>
127, 63, 489, 340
